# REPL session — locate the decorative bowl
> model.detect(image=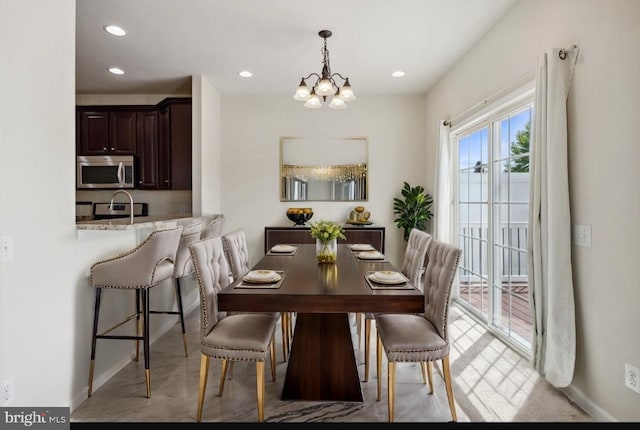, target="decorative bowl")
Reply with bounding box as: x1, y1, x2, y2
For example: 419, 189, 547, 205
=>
286, 208, 313, 226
